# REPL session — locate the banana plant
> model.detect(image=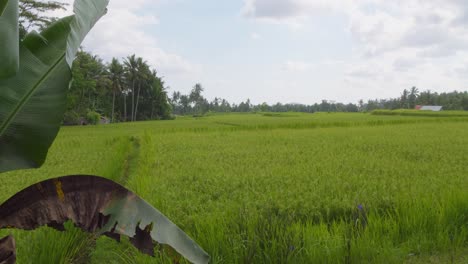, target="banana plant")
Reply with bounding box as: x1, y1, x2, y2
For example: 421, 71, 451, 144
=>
0, 0, 209, 263
0, 0, 18, 79
0, 0, 109, 173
